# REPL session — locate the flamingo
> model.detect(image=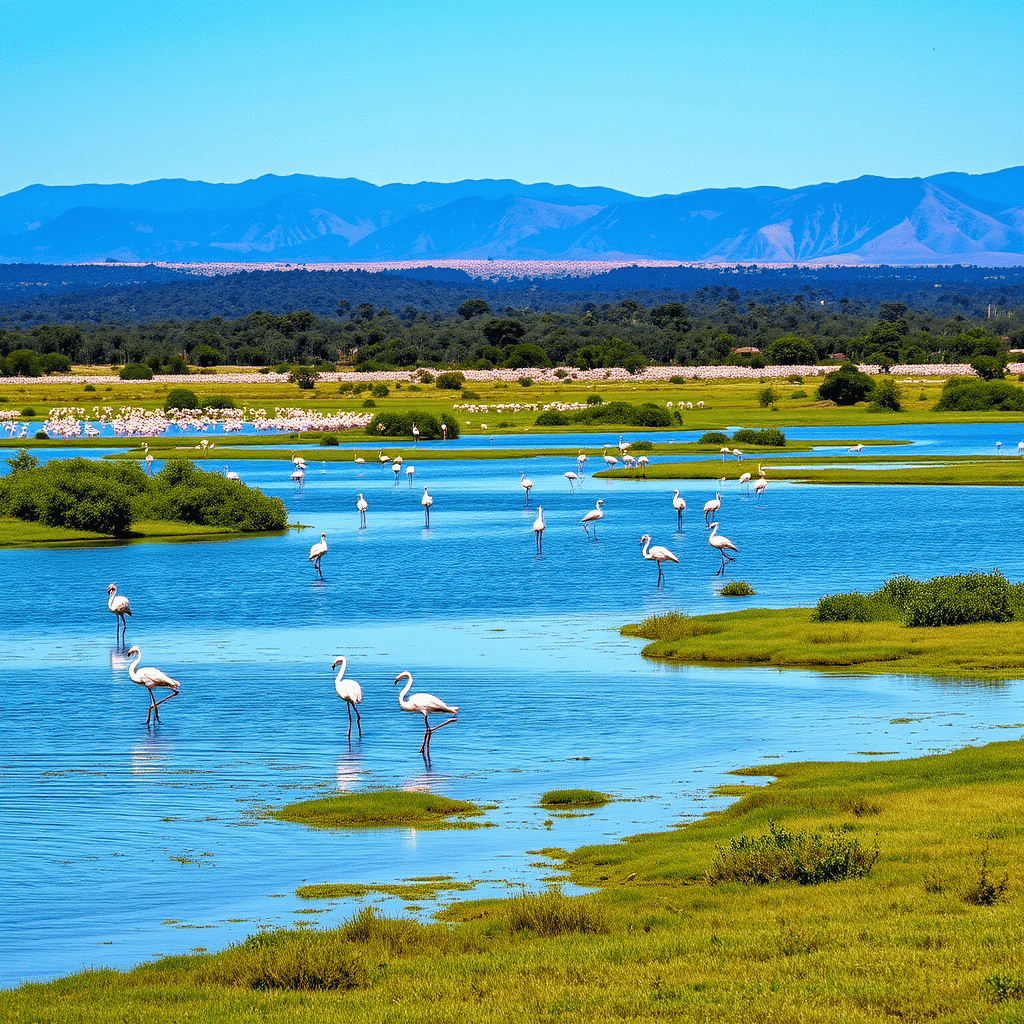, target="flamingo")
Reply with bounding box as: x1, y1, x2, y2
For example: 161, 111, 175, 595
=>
602, 446, 618, 468
441, 422, 448, 440
356, 493, 367, 528
291, 466, 305, 485
421, 486, 433, 527
636, 455, 649, 477
720, 447, 731, 461
332, 656, 363, 739
354, 454, 365, 466
732, 448, 743, 462
106, 583, 132, 642
532, 505, 545, 552
738, 471, 751, 490
754, 464, 768, 500
412, 423, 420, 443
224, 465, 239, 480
618, 434, 630, 454
291, 452, 307, 468
394, 671, 458, 758
847, 444, 864, 454
576, 451, 587, 476
707, 521, 738, 575
393, 455, 404, 466
996, 441, 1002, 453
378, 450, 391, 468
406, 465, 415, 485
309, 532, 327, 579
703, 492, 721, 523
143, 442, 153, 474
639, 534, 679, 587
520, 472, 533, 506
672, 490, 686, 529
126, 645, 180, 725
581, 499, 605, 538
1019, 441, 1024, 456
393, 462, 402, 484
564, 470, 578, 492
